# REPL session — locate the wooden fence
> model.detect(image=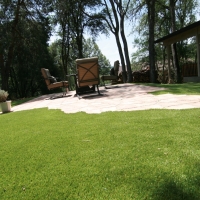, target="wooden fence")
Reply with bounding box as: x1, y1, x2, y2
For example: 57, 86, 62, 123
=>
182, 63, 198, 77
